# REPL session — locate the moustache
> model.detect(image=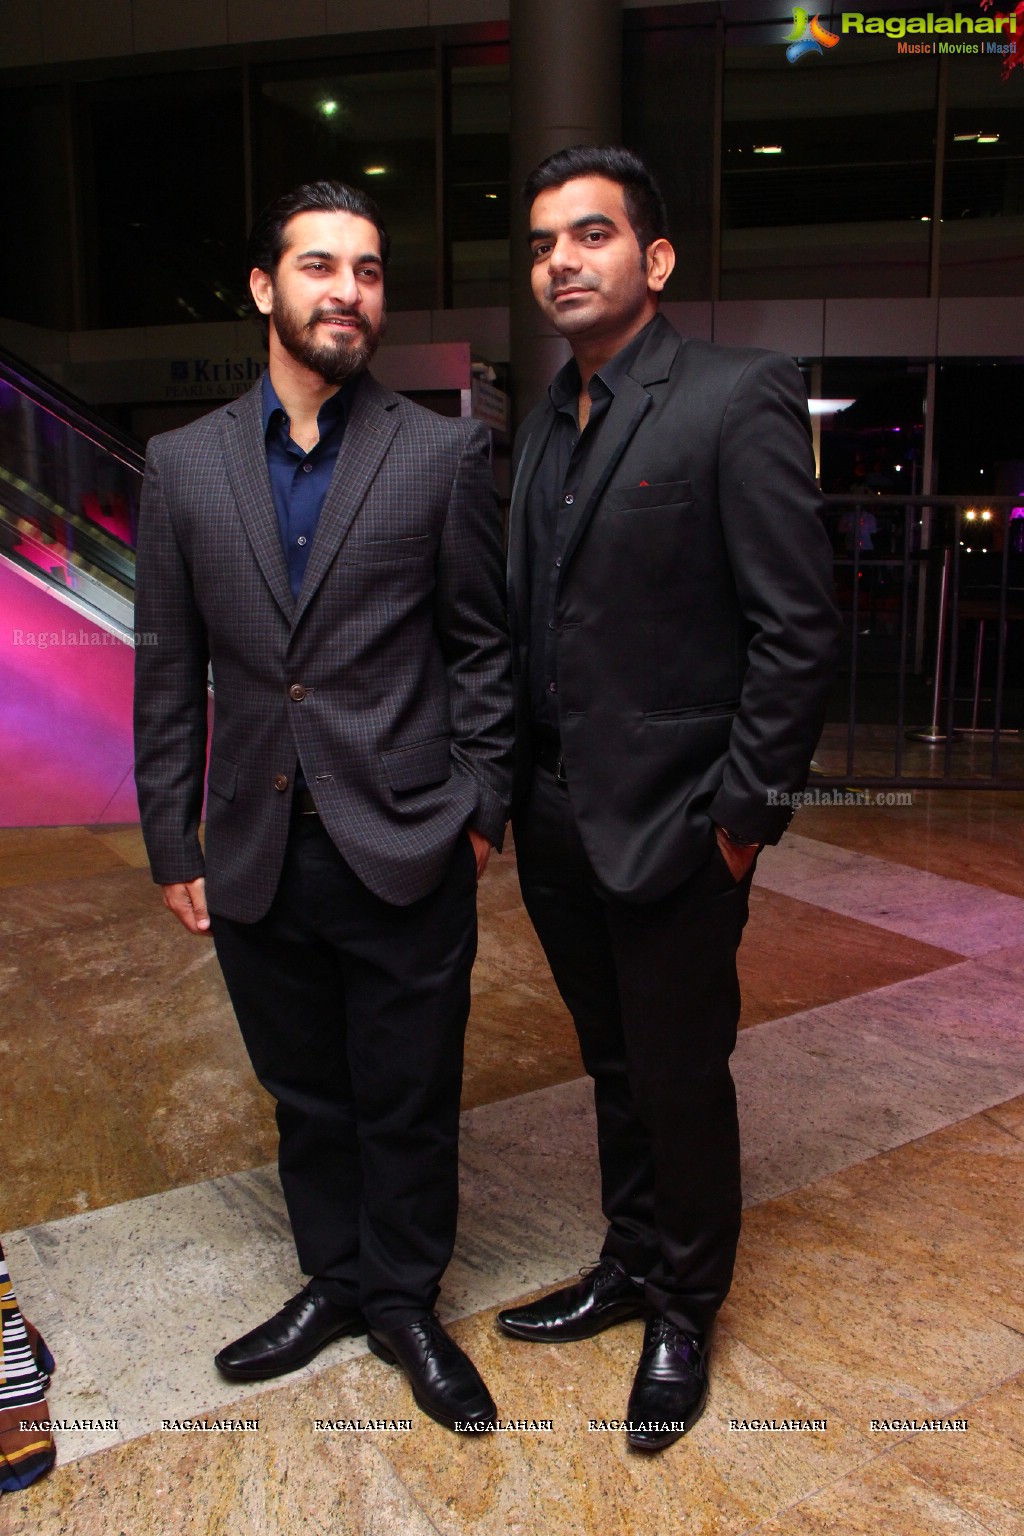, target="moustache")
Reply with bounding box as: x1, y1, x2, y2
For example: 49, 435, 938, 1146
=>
307, 308, 371, 335
545, 278, 598, 302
